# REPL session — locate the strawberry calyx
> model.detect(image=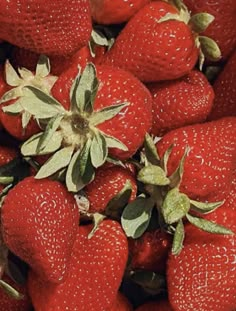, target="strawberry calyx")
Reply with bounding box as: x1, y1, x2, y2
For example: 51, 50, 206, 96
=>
20, 63, 129, 192
121, 133, 233, 255
0, 278, 24, 300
